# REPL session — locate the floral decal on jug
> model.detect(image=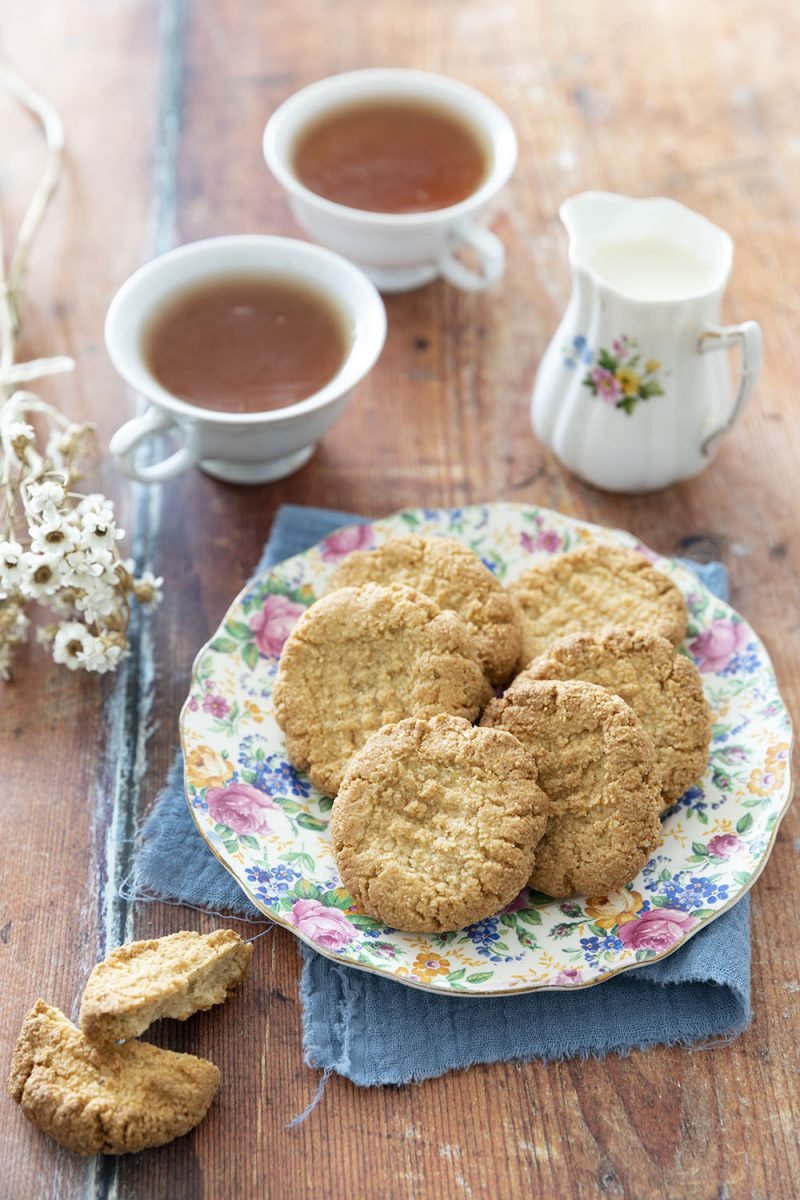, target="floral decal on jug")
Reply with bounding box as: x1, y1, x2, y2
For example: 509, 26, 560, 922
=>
563, 334, 665, 415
